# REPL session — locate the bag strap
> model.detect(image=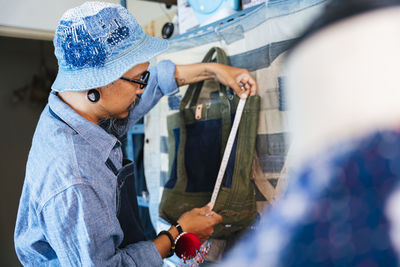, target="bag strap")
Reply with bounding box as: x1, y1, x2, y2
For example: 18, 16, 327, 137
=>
203, 47, 233, 163
175, 47, 233, 192
181, 47, 233, 152
179, 47, 230, 111
188, 47, 231, 108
